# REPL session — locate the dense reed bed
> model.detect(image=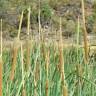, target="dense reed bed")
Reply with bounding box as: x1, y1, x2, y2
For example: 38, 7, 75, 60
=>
2, 41, 96, 96
1, 0, 96, 96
